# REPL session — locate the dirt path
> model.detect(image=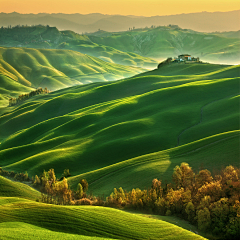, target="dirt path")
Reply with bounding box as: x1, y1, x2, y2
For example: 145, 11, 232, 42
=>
177, 93, 238, 146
